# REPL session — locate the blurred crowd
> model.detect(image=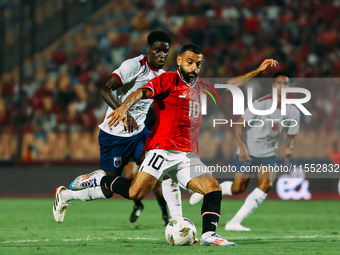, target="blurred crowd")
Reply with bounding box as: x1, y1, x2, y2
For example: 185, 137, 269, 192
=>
0, 0, 339, 161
